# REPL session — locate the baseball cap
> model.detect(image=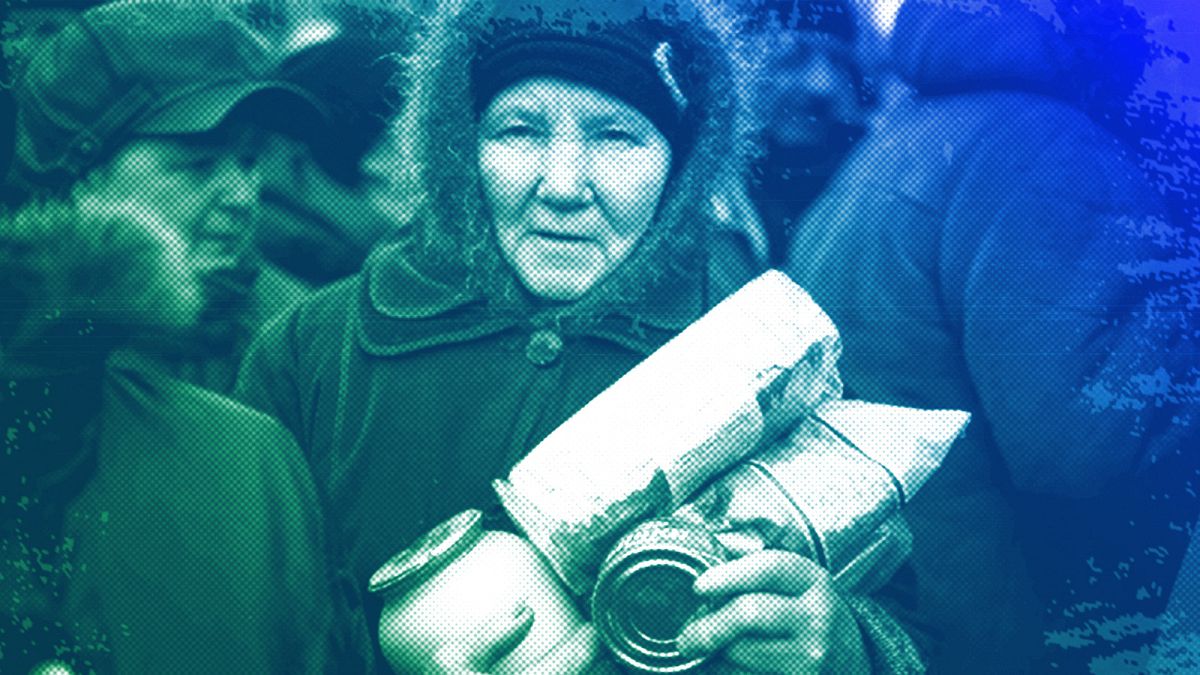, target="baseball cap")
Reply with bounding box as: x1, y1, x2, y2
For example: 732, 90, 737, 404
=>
13, 1, 326, 182
278, 12, 408, 186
